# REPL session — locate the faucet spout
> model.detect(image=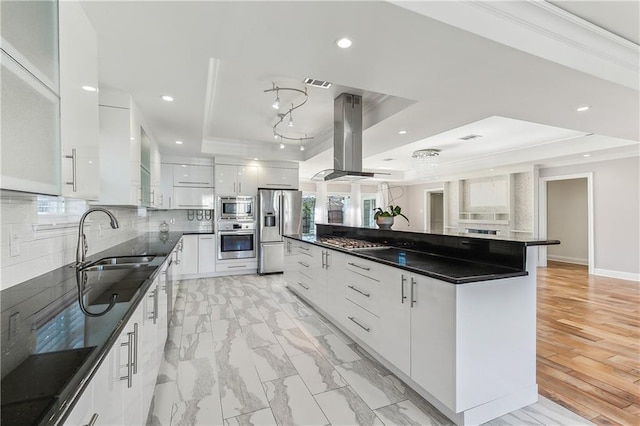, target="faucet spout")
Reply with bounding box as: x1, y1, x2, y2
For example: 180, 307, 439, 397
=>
75, 207, 120, 267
